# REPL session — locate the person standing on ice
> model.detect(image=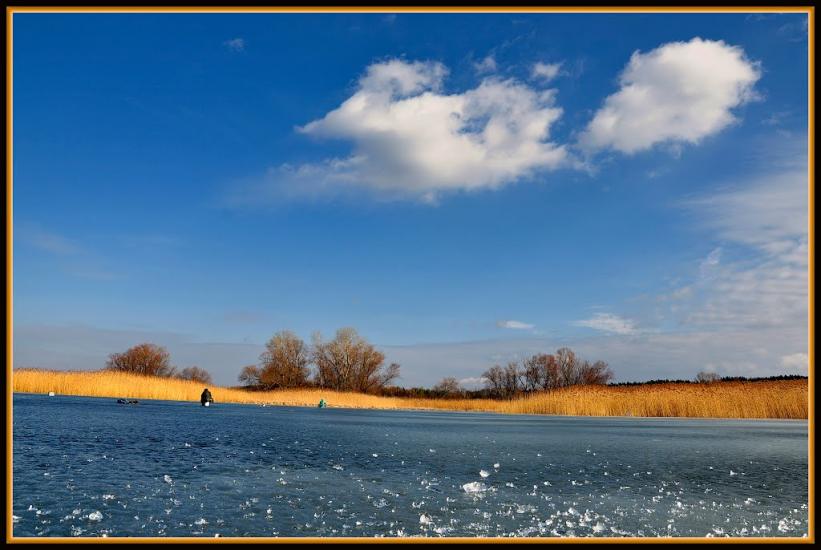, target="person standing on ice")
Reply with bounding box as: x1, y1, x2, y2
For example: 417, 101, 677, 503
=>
200, 388, 213, 406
